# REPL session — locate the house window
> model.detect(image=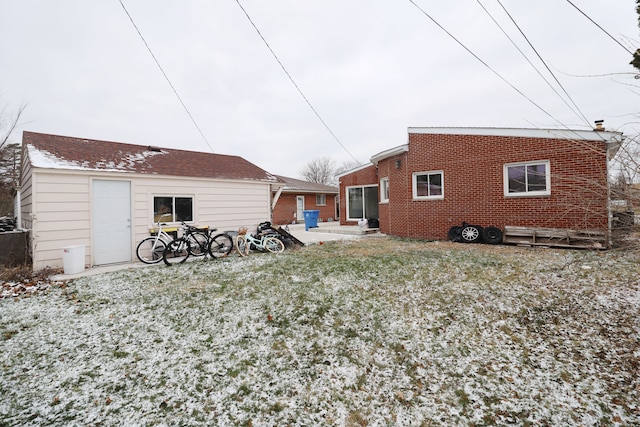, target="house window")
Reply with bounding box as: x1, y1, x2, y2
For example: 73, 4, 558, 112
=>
504, 161, 550, 196
153, 196, 193, 223
380, 177, 389, 203
412, 171, 444, 200
346, 185, 379, 221
316, 194, 326, 206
